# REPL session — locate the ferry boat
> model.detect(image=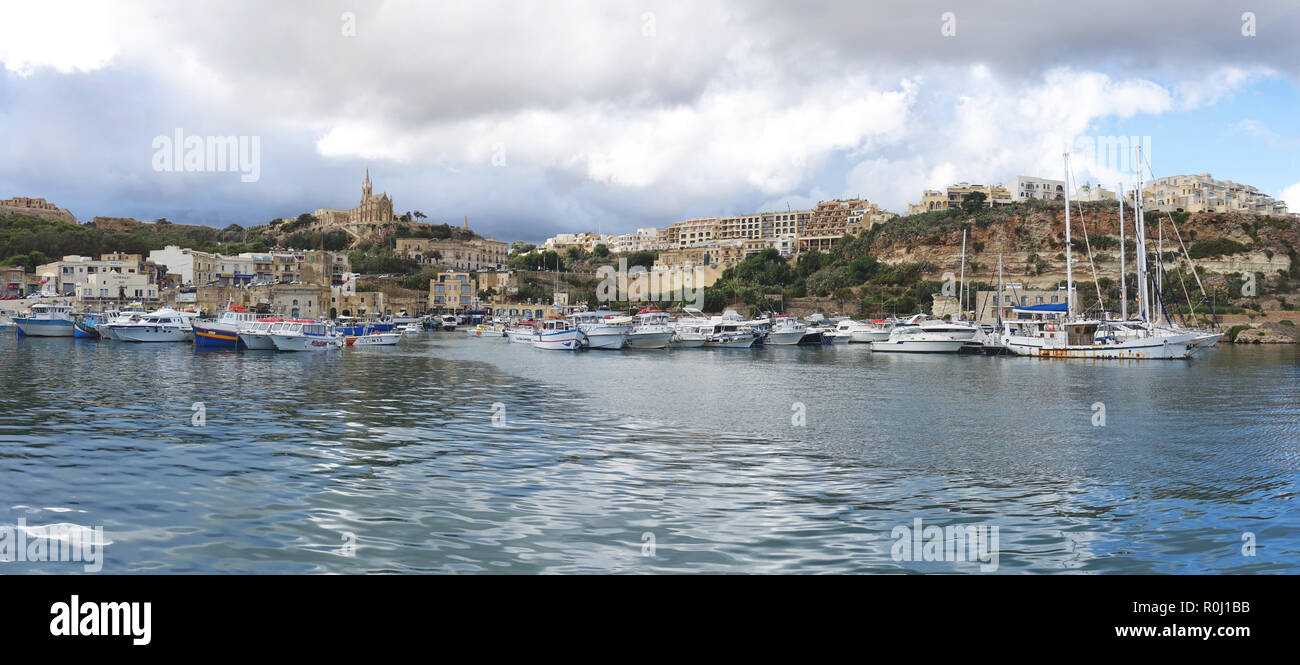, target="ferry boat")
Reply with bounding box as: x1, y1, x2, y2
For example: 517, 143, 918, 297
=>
192, 306, 260, 349
568, 310, 631, 349
112, 308, 197, 343
13, 304, 76, 337
237, 318, 287, 350
532, 317, 586, 350
627, 309, 674, 349
270, 320, 344, 351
